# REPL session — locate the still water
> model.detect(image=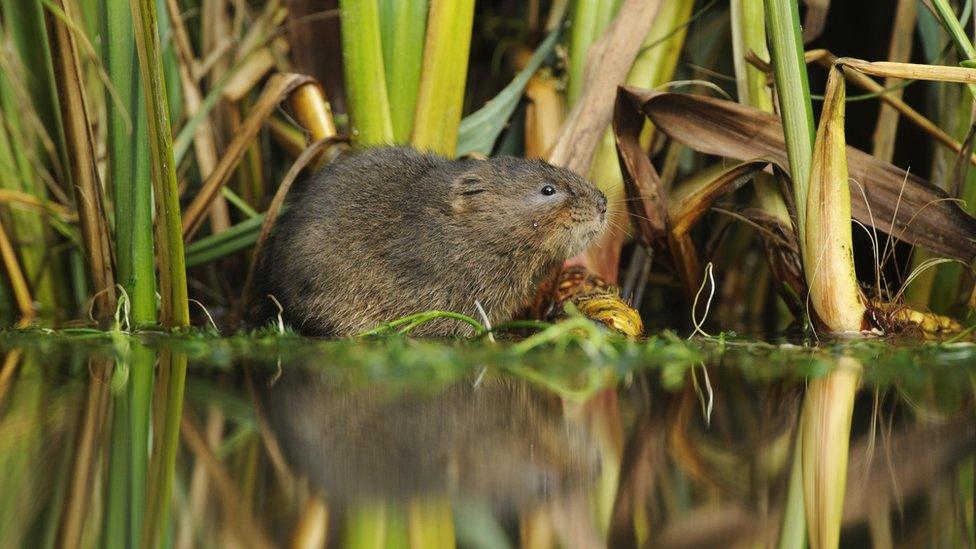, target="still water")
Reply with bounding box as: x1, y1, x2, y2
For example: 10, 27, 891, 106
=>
0, 332, 972, 548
